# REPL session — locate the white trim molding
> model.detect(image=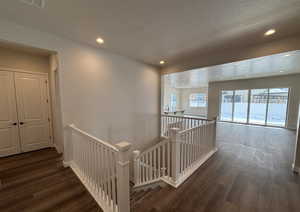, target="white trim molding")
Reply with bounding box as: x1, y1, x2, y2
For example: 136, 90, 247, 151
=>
166, 148, 218, 188
0, 67, 49, 76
